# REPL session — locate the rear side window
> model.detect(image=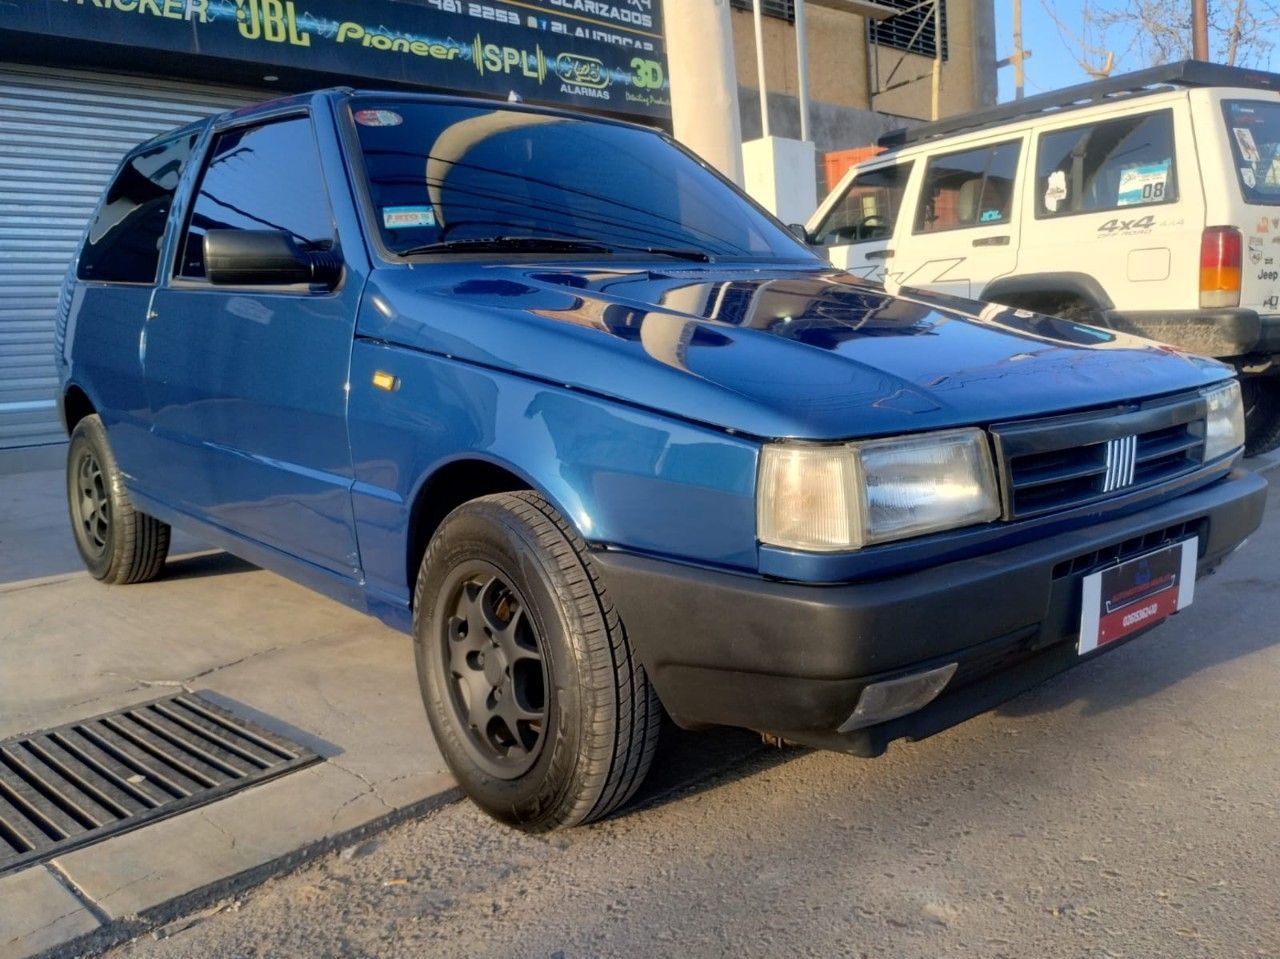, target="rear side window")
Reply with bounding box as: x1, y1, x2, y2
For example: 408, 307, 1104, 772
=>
915, 141, 1020, 233
1222, 99, 1280, 206
177, 116, 335, 280
813, 162, 914, 246
77, 133, 196, 283
1035, 110, 1177, 217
